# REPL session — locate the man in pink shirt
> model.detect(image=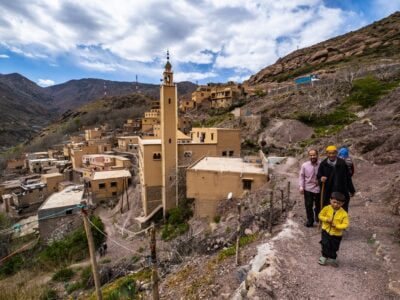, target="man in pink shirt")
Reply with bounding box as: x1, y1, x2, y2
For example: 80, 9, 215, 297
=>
299, 149, 320, 227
